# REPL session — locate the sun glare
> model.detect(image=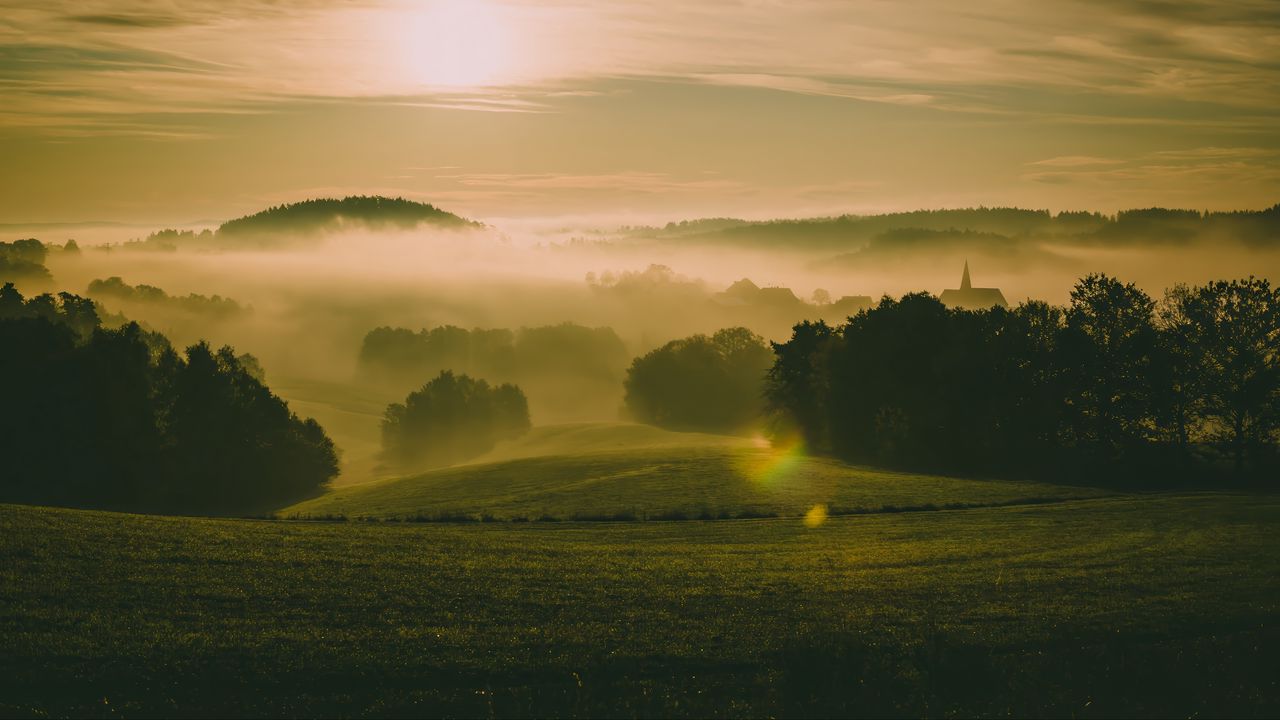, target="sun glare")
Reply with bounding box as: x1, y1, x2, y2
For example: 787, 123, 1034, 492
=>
397, 0, 516, 89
